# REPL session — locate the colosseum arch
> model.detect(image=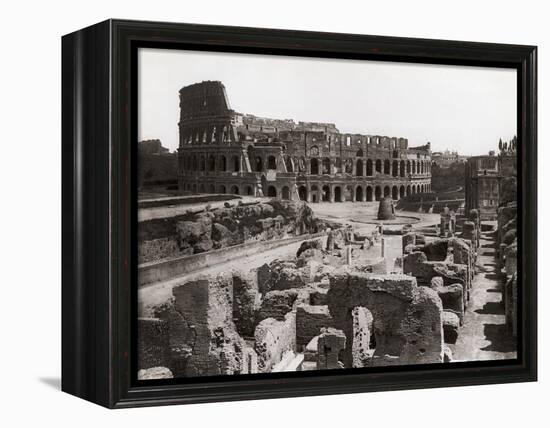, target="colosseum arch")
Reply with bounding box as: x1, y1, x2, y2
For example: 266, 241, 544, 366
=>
383, 186, 391, 198
230, 185, 240, 195
281, 186, 290, 200
255, 156, 263, 172
400, 160, 405, 177
298, 185, 307, 201
322, 185, 331, 202
245, 185, 254, 196
209, 184, 216, 194
345, 159, 353, 174
384, 160, 390, 175
311, 158, 319, 175
366, 186, 373, 201
219, 184, 226, 194
411, 160, 416, 174
406, 160, 411, 174
219, 155, 227, 172
356, 149, 364, 157
392, 160, 399, 177
311, 185, 319, 203
399, 185, 405, 199
199, 183, 205, 193
208, 155, 216, 172
355, 185, 363, 202
375, 186, 382, 201
345, 185, 354, 201
392, 185, 399, 200
366, 159, 373, 176
406, 185, 411, 196
232, 155, 240, 172
267, 185, 277, 197
334, 186, 343, 202
200, 155, 206, 171
356, 159, 363, 176
322, 158, 331, 175
267, 155, 277, 170
375, 159, 382, 173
